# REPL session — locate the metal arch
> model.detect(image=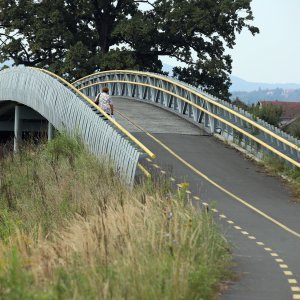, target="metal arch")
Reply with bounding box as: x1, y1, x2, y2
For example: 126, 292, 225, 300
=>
0, 67, 146, 186
74, 70, 300, 168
